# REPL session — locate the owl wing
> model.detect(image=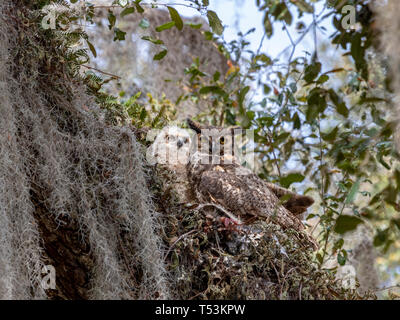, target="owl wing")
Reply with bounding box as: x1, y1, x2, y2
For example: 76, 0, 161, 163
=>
264, 182, 314, 216
218, 157, 314, 216
196, 168, 305, 232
